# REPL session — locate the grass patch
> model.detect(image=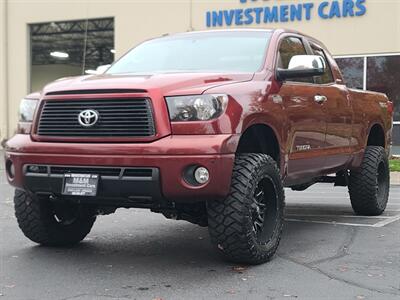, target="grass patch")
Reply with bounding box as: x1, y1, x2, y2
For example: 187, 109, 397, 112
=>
390, 159, 400, 172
